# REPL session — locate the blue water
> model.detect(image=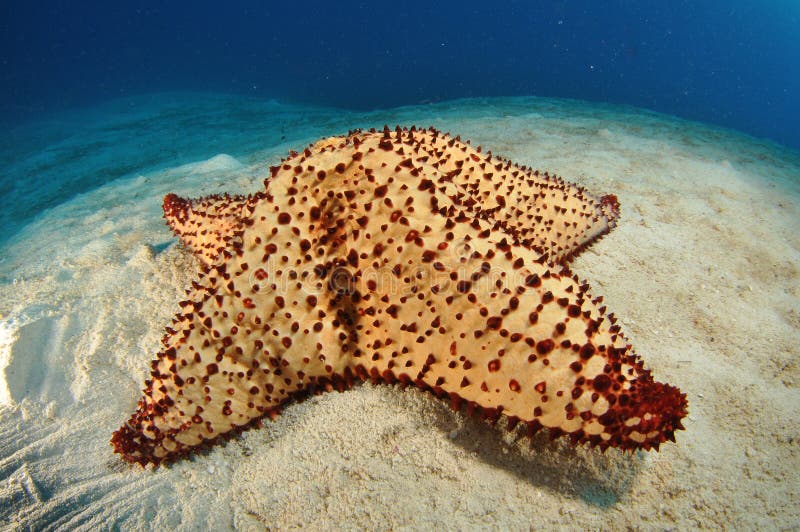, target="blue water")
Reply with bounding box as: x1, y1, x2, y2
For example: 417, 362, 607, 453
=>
2, 1, 798, 149
0, 1, 798, 247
